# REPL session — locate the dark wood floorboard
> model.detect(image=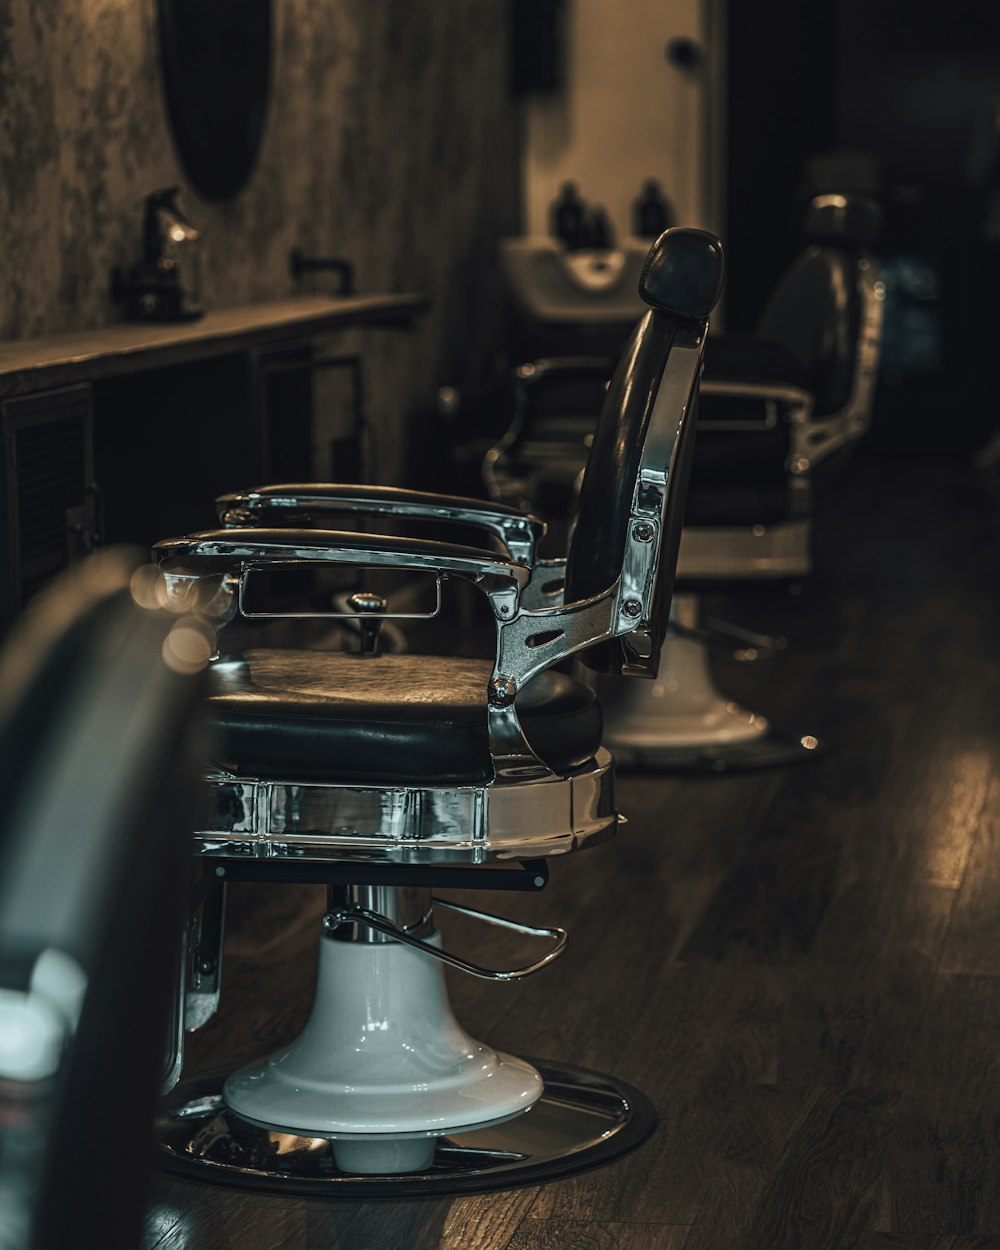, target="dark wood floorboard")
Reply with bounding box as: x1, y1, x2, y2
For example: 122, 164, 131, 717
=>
144, 458, 1000, 1245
